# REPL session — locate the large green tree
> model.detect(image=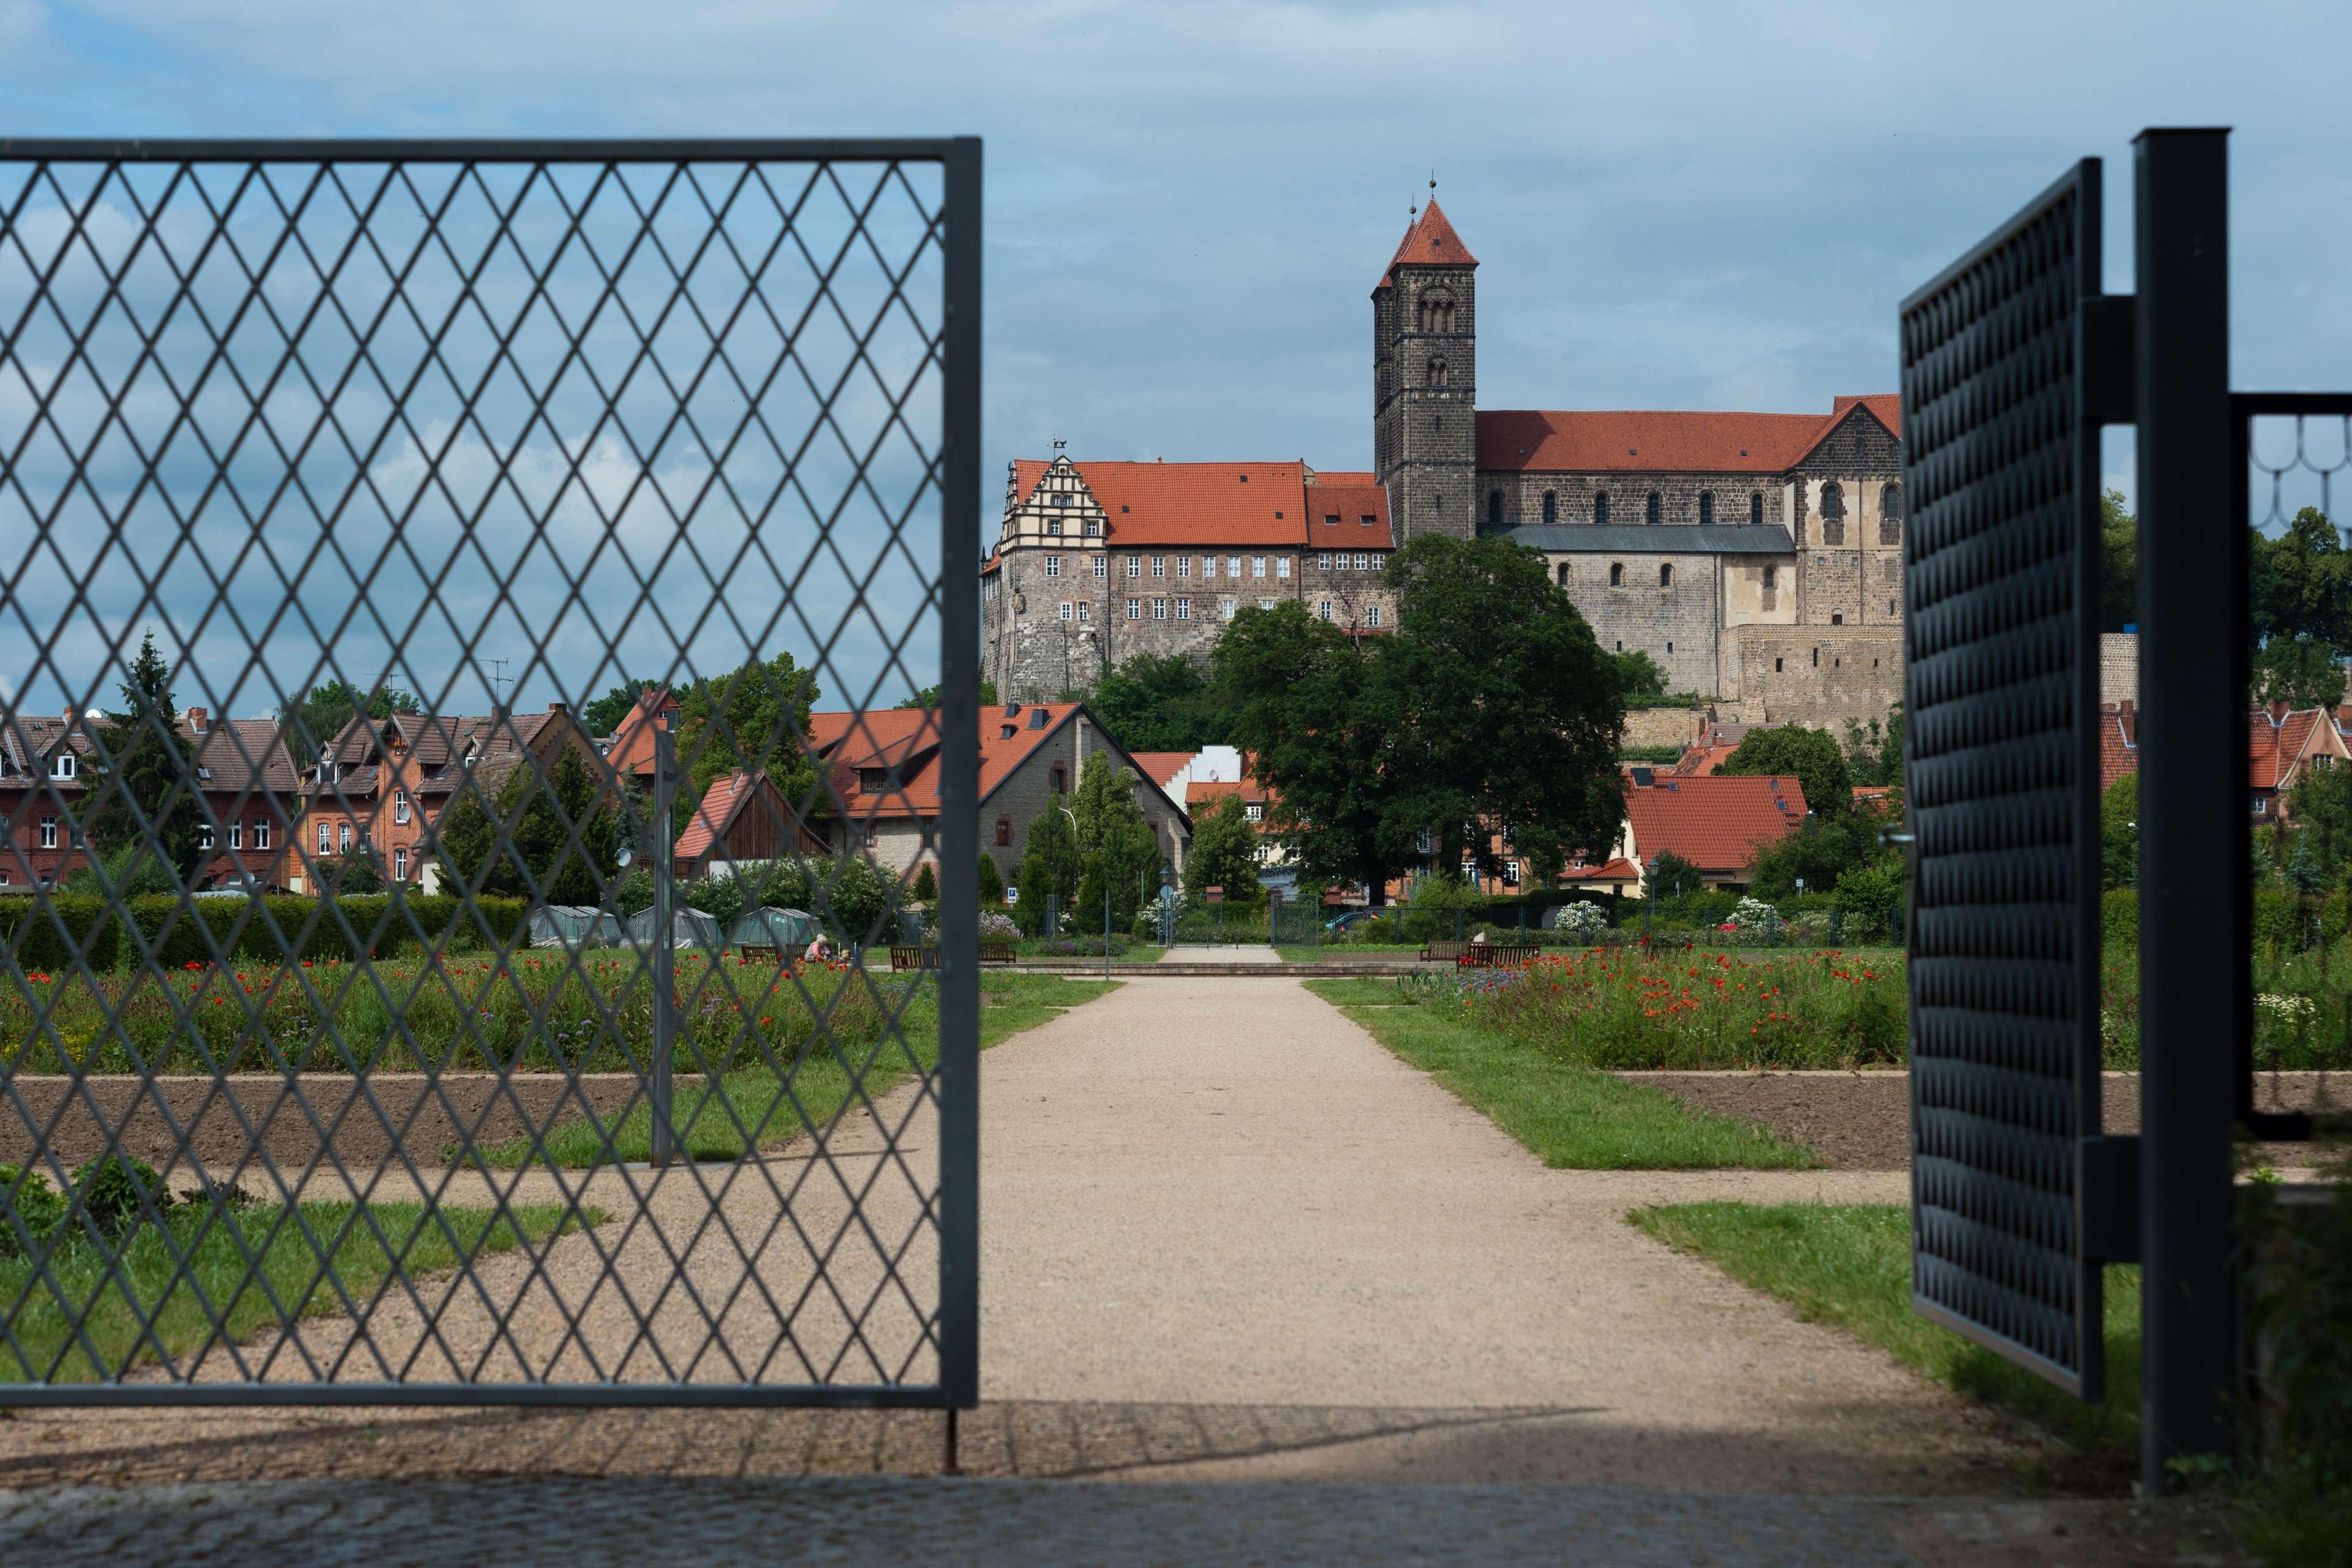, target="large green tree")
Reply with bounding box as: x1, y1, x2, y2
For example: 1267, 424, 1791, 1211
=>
1069, 760, 1162, 927
1216, 538, 1626, 900
1087, 654, 1235, 753
2100, 488, 2138, 633
673, 652, 822, 809
2101, 772, 2139, 891
432, 747, 620, 903
277, 678, 420, 766
2286, 761, 2352, 894
1182, 792, 1266, 913
1717, 723, 1850, 818
1746, 805, 1891, 900
2251, 505, 2352, 707
85, 630, 205, 880
1213, 601, 1390, 898
1014, 796, 1082, 929
582, 679, 662, 736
